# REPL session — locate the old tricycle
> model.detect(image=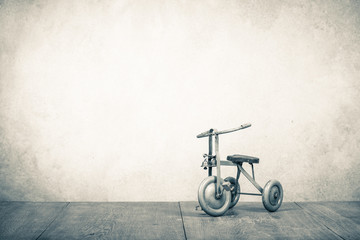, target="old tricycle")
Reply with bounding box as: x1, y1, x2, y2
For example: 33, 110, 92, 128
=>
197, 123, 283, 216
